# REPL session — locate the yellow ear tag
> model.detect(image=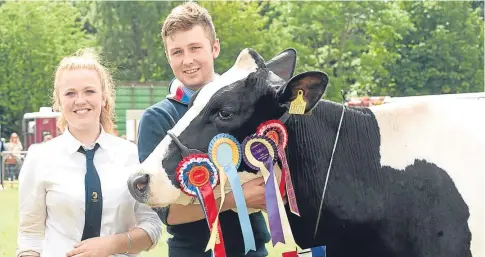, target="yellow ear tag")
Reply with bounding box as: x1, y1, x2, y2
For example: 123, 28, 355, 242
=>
288, 90, 307, 115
